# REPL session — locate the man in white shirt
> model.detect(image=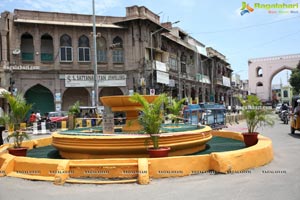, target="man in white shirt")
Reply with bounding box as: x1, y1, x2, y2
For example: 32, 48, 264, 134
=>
36, 111, 41, 122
